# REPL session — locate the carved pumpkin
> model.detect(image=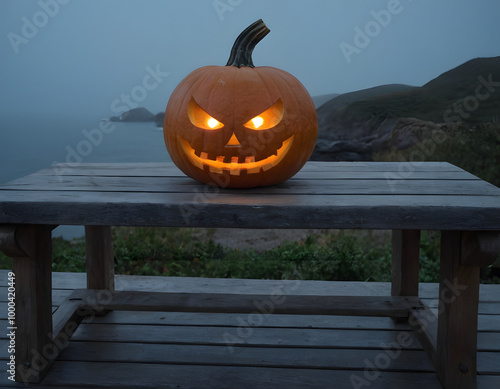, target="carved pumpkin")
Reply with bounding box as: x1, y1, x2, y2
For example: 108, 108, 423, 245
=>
163, 19, 317, 188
